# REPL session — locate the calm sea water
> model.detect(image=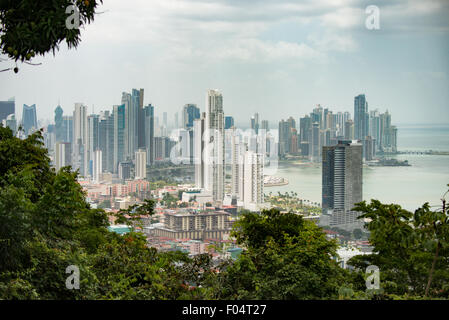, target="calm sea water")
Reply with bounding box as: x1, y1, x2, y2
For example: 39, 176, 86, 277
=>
268, 124, 449, 211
